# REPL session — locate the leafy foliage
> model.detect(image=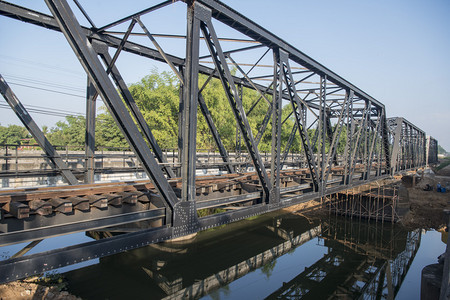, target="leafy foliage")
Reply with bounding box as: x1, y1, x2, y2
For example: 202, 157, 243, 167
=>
129, 70, 180, 149
1, 70, 352, 156
0, 124, 31, 145
47, 116, 85, 147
